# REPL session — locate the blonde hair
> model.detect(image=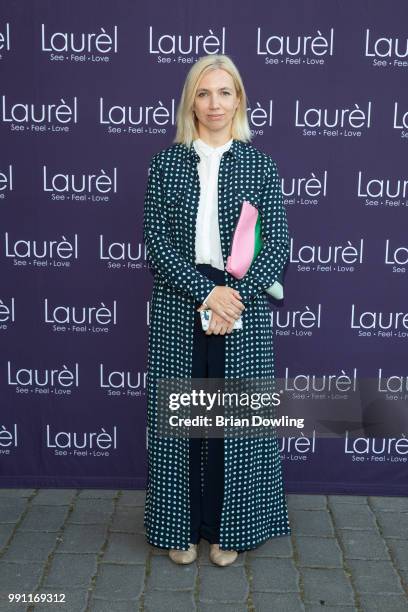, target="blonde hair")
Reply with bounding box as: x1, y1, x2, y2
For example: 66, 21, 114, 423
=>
174, 54, 251, 147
